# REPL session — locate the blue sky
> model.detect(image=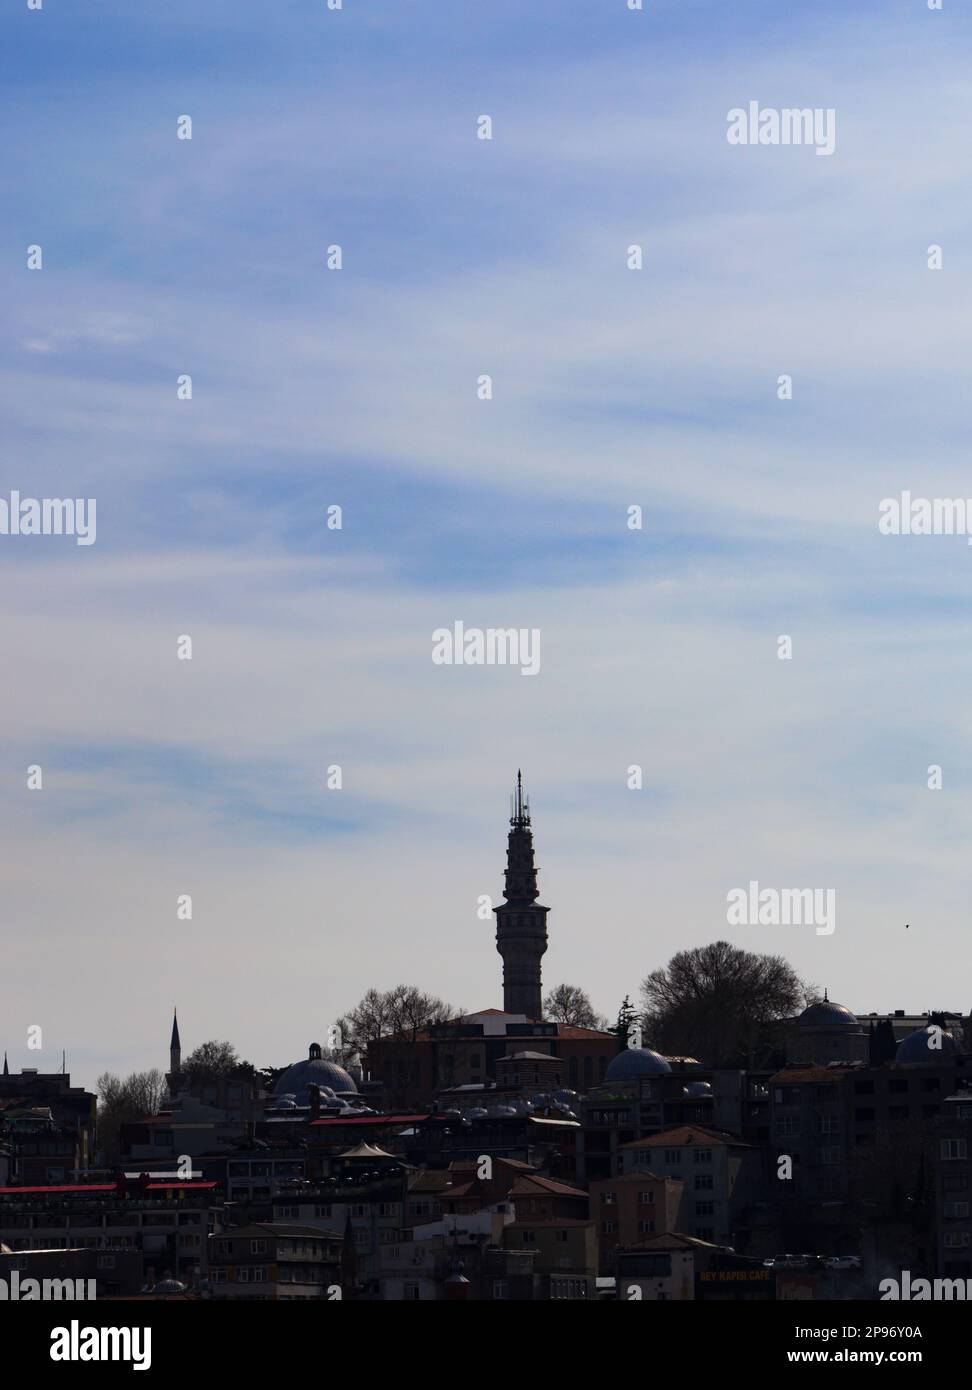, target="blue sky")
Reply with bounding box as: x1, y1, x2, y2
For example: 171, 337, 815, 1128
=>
4, 0, 972, 1088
